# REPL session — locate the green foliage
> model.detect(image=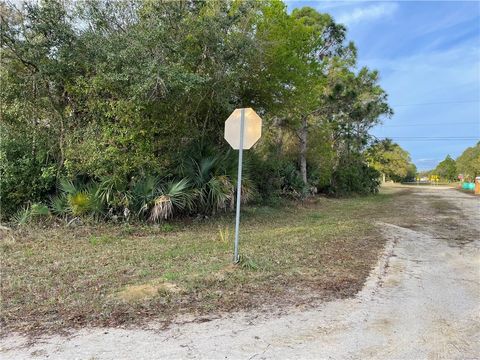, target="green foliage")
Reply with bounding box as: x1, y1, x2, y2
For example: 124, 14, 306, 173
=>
405, 163, 418, 182
456, 142, 480, 181
236, 254, 260, 270
434, 155, 457, 181
30, 203, 50, 217
11, 207, 31, 226
366, 139, 415, 182
0, 126, 57, 219
181, 151, 245, 214
248, 153, 284, 201
280, 163, 308, 197
150, 179, 192, 222
160, 223, 175, 233
131, 175, 160, 218
50, 195, 69, 217
249, 147, 306, 201
331, 158, 381, 195
1, 0, 393, 220
12, 203, 50, 226
52, 179, 105, 219
89, 235, 116, 246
